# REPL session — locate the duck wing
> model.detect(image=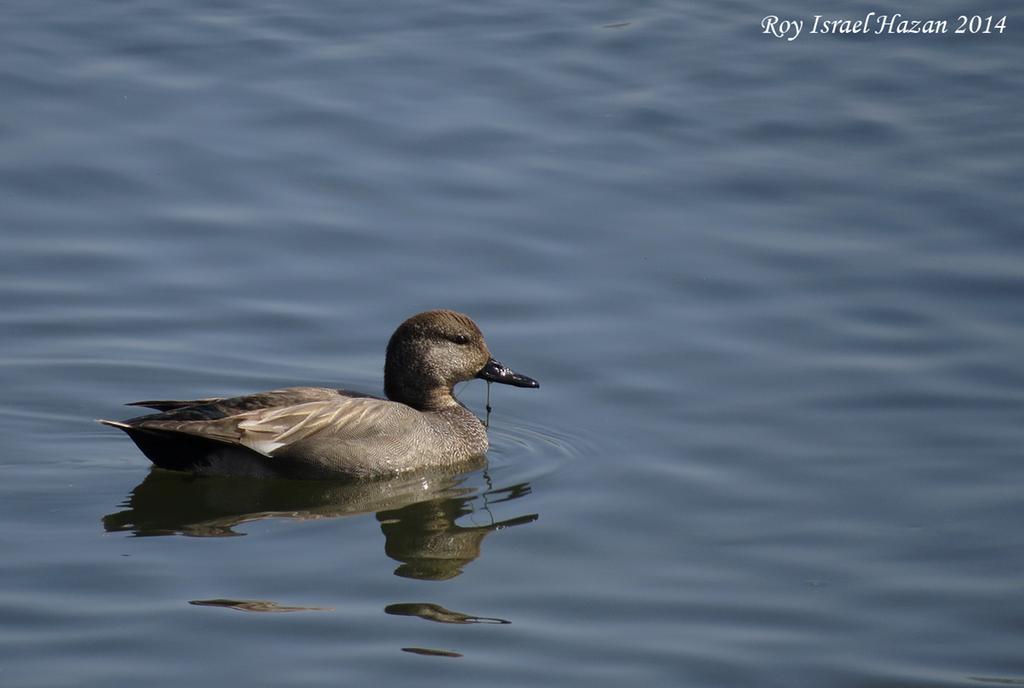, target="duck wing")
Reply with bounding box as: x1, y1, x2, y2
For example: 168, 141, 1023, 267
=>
124, 387, 363, 419
120, 390, 416, 458
235, 397, 410, 455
